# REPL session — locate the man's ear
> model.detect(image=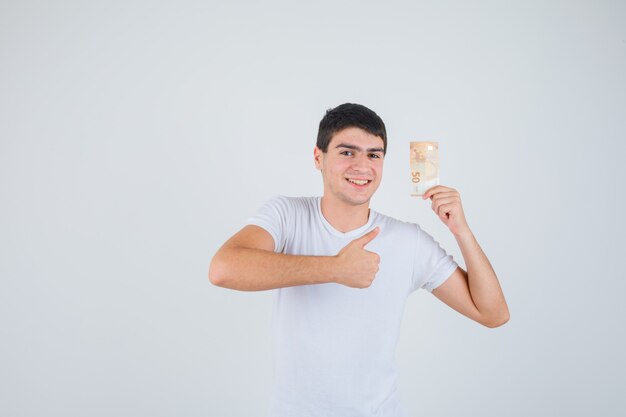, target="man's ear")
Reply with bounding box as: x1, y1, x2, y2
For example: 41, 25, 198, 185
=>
313, 146, 323, 170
